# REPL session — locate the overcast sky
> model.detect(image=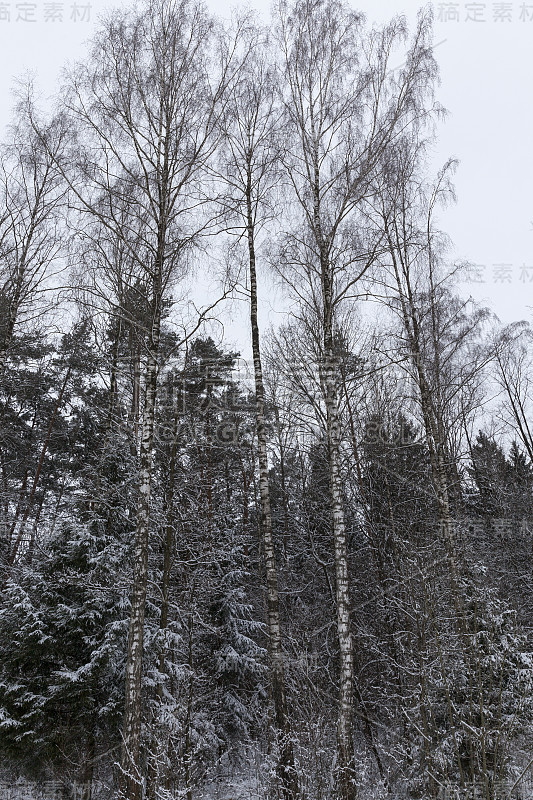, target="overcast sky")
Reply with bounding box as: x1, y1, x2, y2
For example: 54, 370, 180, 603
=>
1, 0, 531, 347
